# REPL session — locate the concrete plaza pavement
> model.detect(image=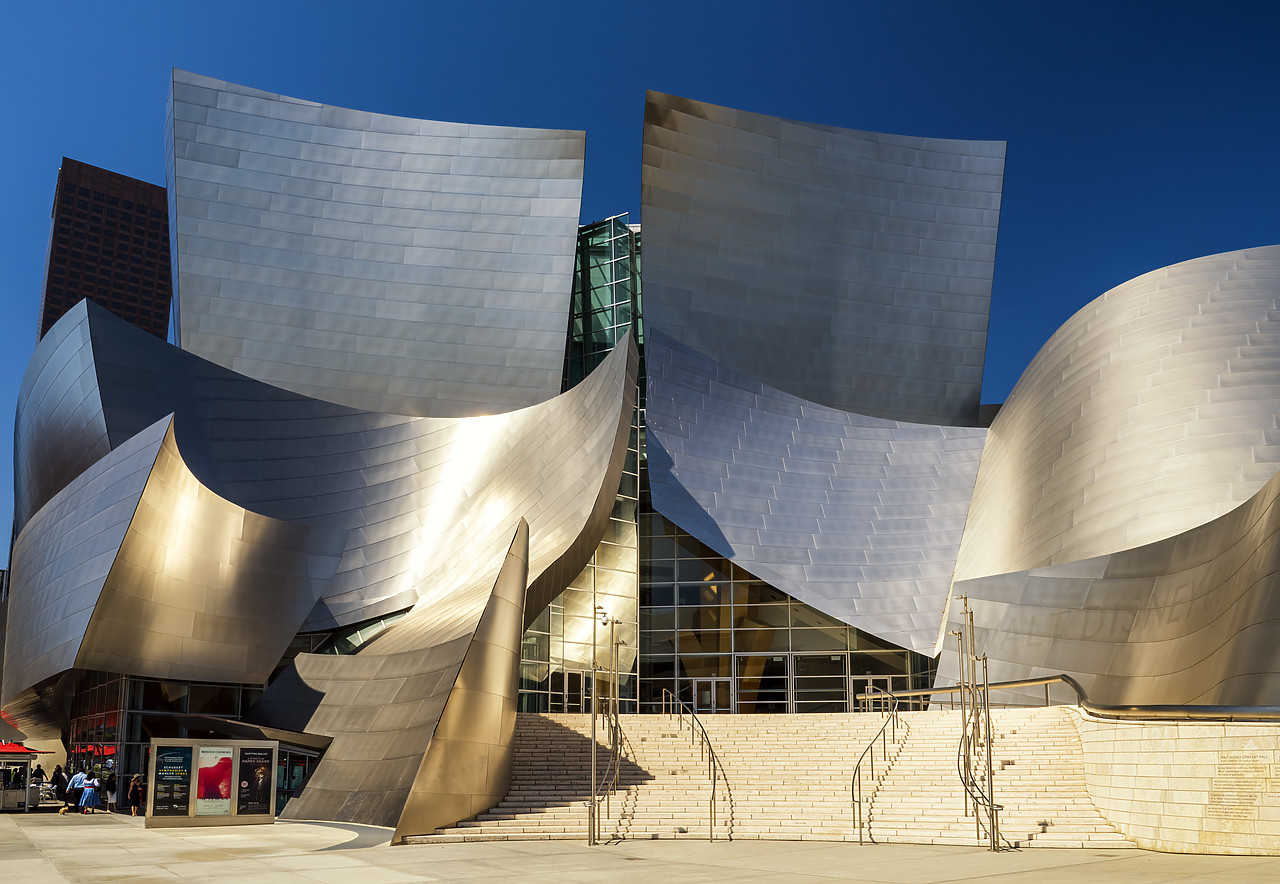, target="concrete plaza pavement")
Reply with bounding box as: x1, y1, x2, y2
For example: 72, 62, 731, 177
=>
4, 809, 1279, 883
